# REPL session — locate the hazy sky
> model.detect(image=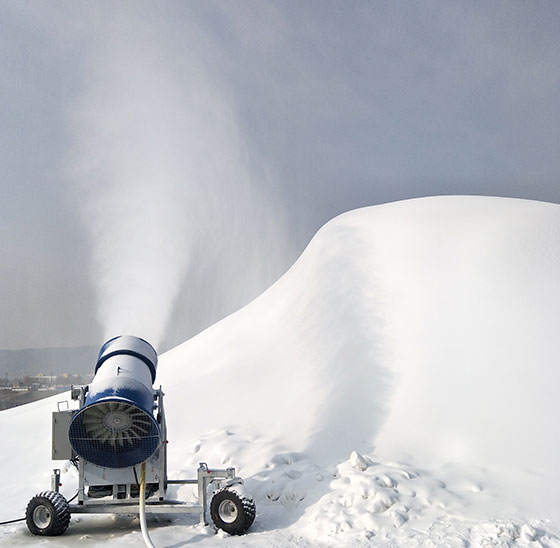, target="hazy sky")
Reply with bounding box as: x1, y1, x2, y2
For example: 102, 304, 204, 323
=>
1, 1, 559, 351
